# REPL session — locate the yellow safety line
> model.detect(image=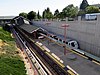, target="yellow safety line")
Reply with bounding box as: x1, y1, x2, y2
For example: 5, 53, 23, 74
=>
45, 52, 65, 68
92, 60, 100, 66
67, 70, 76, 75
45, 37, 88, 59
46, 37, 100, 66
